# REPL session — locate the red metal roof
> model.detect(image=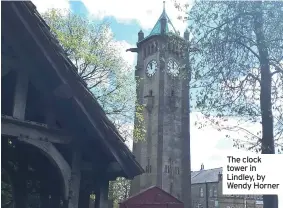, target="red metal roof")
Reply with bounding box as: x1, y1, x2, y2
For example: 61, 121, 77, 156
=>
119, 186, 184, 208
